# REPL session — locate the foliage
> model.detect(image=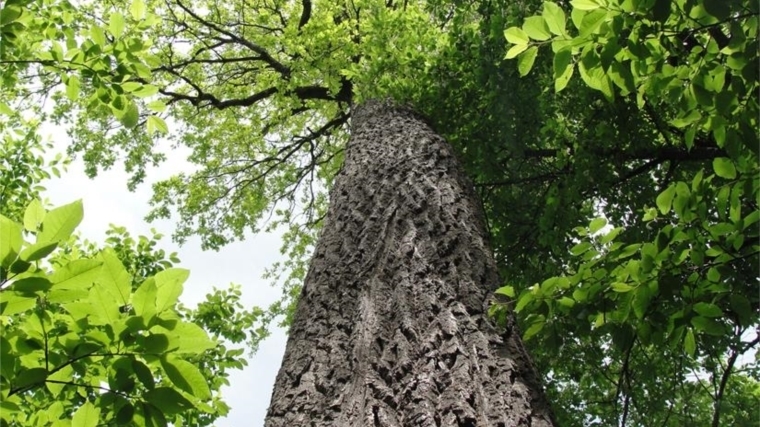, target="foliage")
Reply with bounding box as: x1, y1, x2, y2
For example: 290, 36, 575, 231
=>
493, 0, 759, 425
0, 107, 260, 426
0, 200, 219, 426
